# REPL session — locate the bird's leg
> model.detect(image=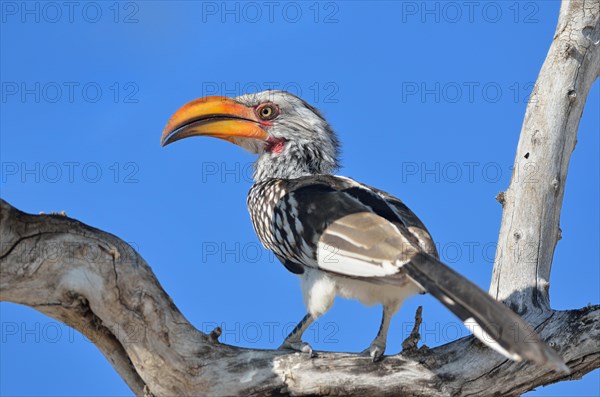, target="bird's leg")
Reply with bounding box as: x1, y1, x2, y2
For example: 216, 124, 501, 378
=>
280, 313, 316, 357
362, 304, 394, 362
